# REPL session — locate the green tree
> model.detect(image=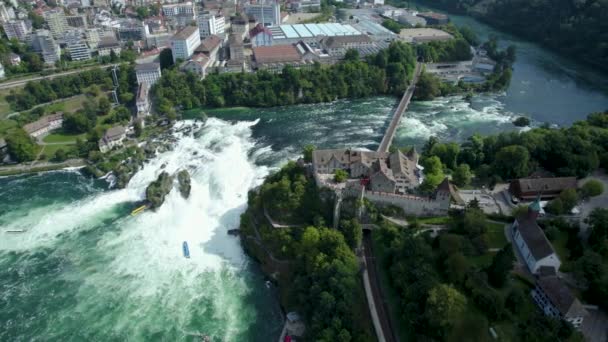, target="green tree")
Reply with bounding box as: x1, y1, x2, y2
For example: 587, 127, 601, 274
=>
558, 189, 579, 214
5, 129, 37, 162
414, 72, 441, 100
487, 244, 514, 288
493, 145, 530, 179
587, 208, 608, 256
98, 96, 112, 115
303, 144, 316, 163
420, 155, 445, 192
425, 284, 467, 332
581, 180, 604, 198
159, 48, 174, 69
452, 163, 472, 187
445, 252, 470, 285
53, 149, 68, 162
339, 218, 362, 250
334, 169, 348, 182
